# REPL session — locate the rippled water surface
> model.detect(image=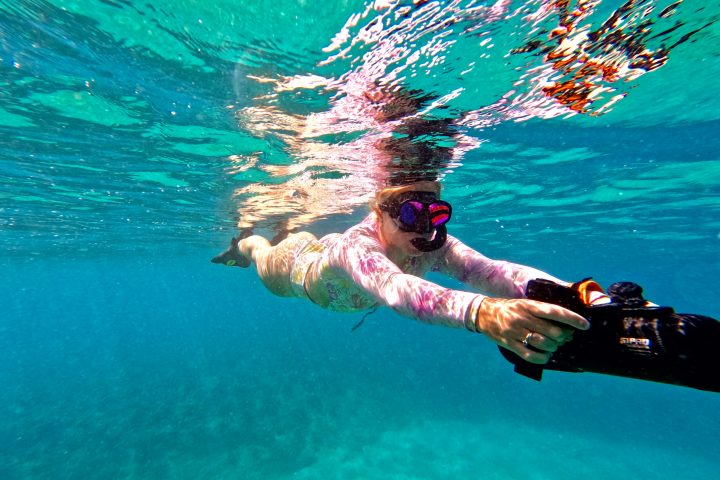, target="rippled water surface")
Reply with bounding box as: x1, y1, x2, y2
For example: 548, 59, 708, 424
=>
1, 1, 719, 479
